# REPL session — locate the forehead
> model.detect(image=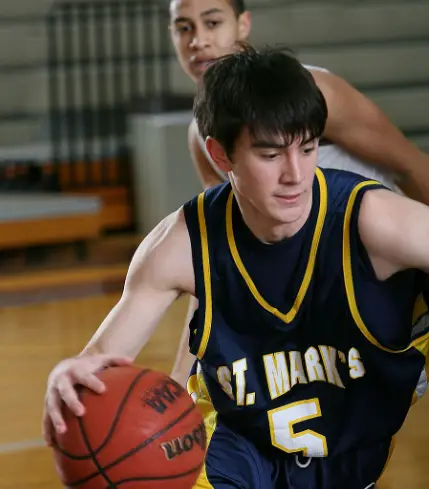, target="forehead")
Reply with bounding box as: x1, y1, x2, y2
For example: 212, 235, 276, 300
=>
240, 127, 315, 148
170, 0, 234, 20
